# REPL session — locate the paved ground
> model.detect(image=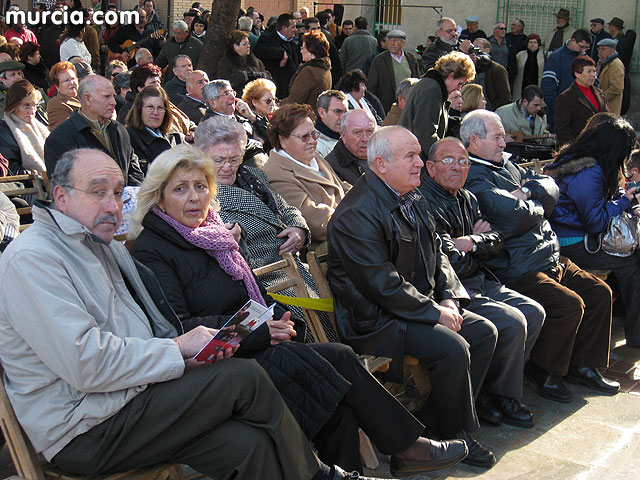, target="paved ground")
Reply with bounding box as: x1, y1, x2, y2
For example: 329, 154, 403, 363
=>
365, 318, 640, 479
2, 320, 639, 480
